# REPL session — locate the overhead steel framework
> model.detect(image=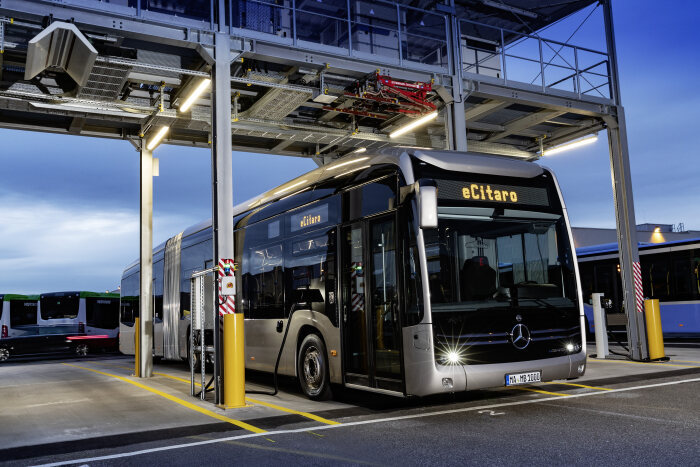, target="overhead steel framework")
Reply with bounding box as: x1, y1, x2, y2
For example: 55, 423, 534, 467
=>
0, 0, 649, 384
